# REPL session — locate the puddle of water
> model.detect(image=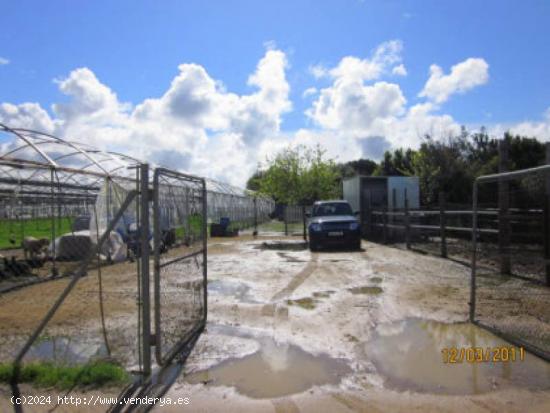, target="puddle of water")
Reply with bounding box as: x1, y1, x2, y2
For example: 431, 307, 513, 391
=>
187, 326, 350, 398
26, 336, 108, 364
208, 279, 258, 303
367, 319, 550, 395
348, 286, 383, 295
